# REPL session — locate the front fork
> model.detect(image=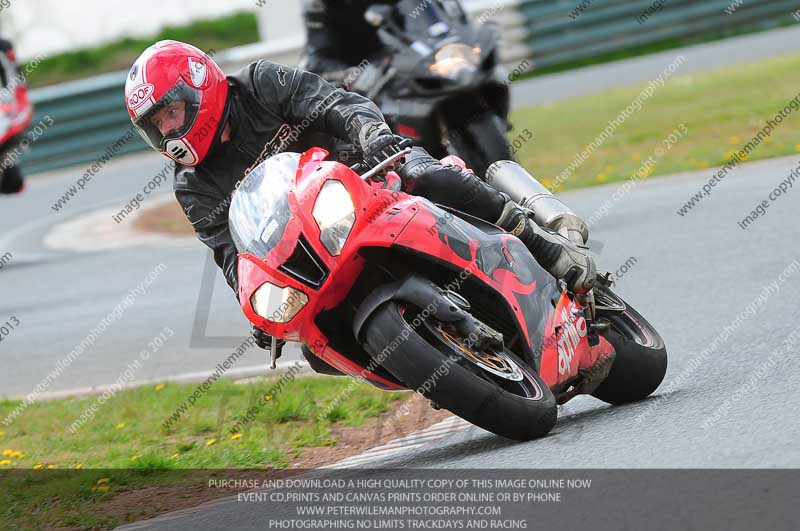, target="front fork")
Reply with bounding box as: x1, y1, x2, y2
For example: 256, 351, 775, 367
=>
574, 269, 621, 346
